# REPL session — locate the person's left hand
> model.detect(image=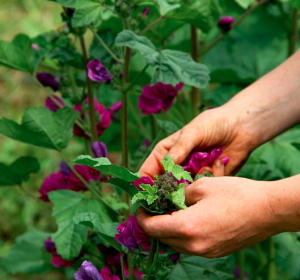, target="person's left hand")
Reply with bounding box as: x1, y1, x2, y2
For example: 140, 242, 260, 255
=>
137, 175, 281, 258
